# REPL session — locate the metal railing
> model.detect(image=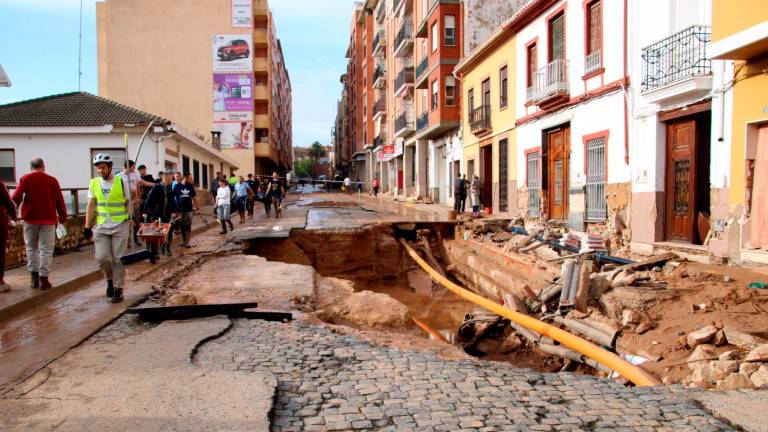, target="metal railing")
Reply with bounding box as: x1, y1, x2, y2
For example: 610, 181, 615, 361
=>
526, 59, 569, 104
641, 25, 711, 92
8, 187, 90, 216
373, 135, 386, 148
584, 51, 602, 75
585, 137, 607, 221
394, 66, 415, 92
373, 65, 386, 84
373, 99, 387, 117
372, 29, 385, 53
393, 0, 402, 14
416, 111, 429, 130
395, 22, 414, 52
526, 153, 541, 218
469, 105, 491, 134
395, 112, 414, 134
376, 0, 387, 22
415, 56, 428, 80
